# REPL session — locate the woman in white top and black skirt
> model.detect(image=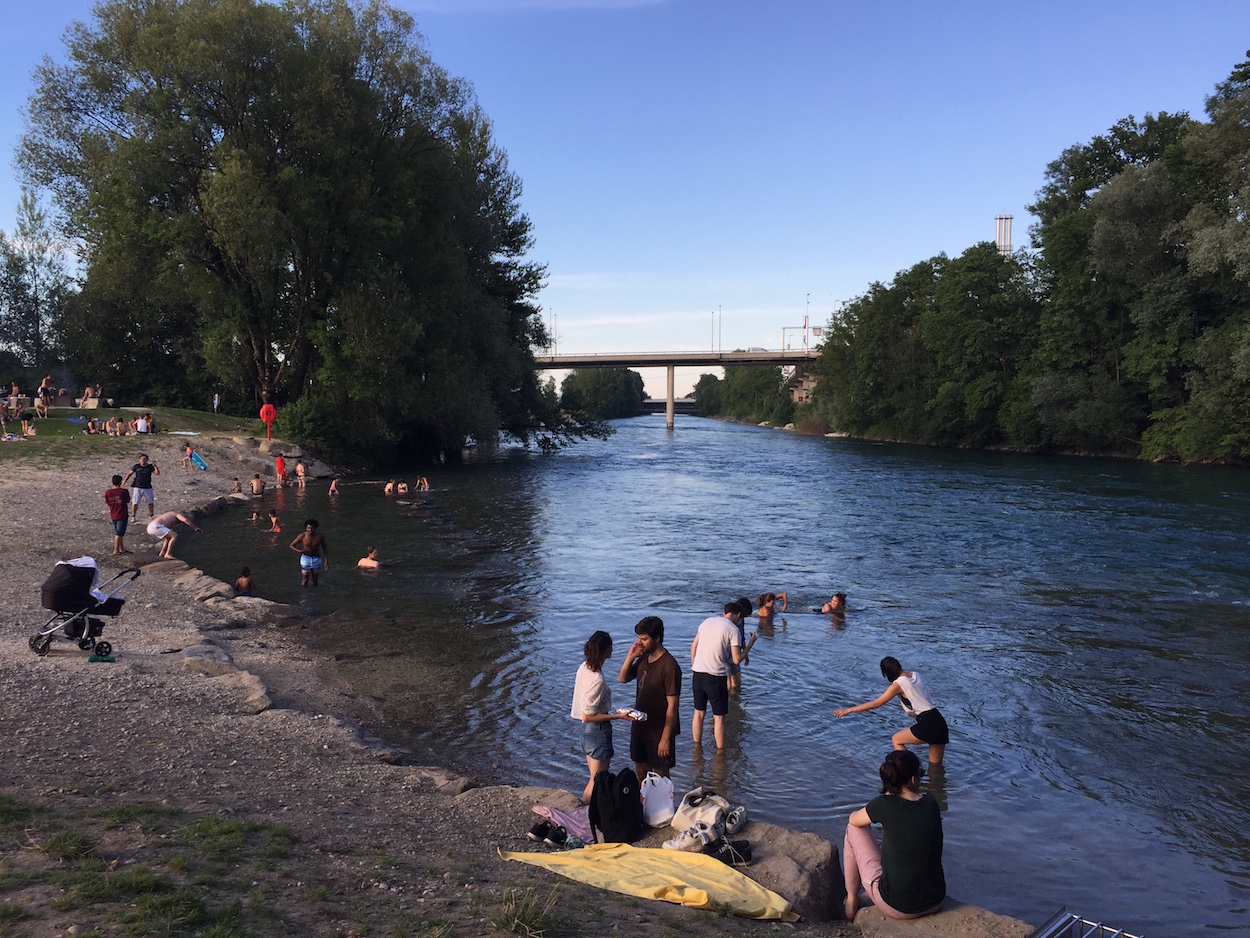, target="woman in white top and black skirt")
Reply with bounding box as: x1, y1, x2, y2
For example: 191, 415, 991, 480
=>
834, 656, 949, 765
